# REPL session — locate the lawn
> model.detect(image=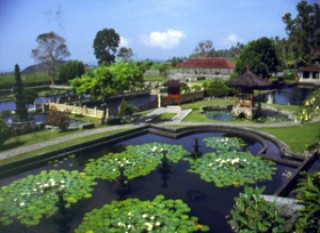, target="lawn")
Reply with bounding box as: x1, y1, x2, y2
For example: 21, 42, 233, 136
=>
0, 128, 133, 165
259, 122, 320, 154
151, 112, 176, 123
0, 73, 51, 89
